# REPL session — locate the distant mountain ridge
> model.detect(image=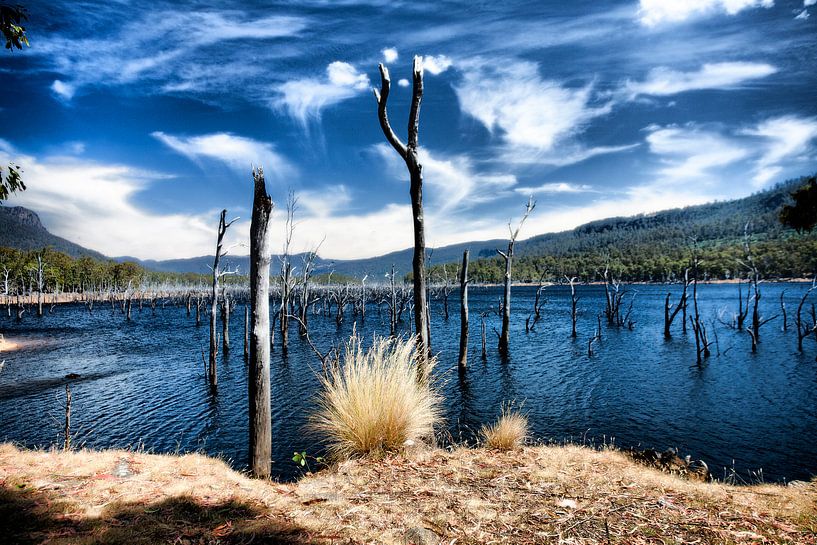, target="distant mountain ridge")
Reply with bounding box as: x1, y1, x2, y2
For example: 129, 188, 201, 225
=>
2, 175, 813, 278
0, 206, 106, 260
